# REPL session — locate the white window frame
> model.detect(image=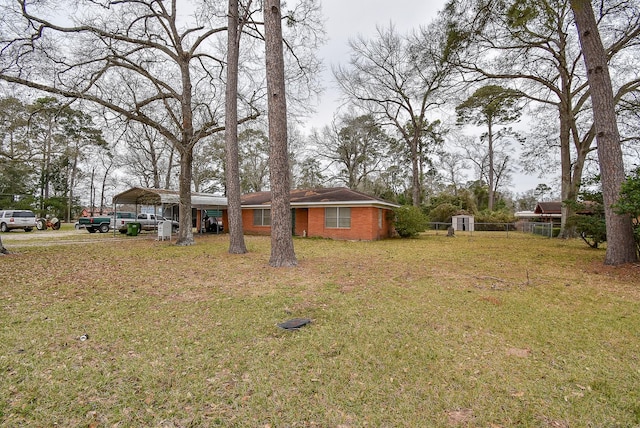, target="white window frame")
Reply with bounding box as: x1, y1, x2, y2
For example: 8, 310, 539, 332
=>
253, 209, 271, 226
325, 207, 351, 229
